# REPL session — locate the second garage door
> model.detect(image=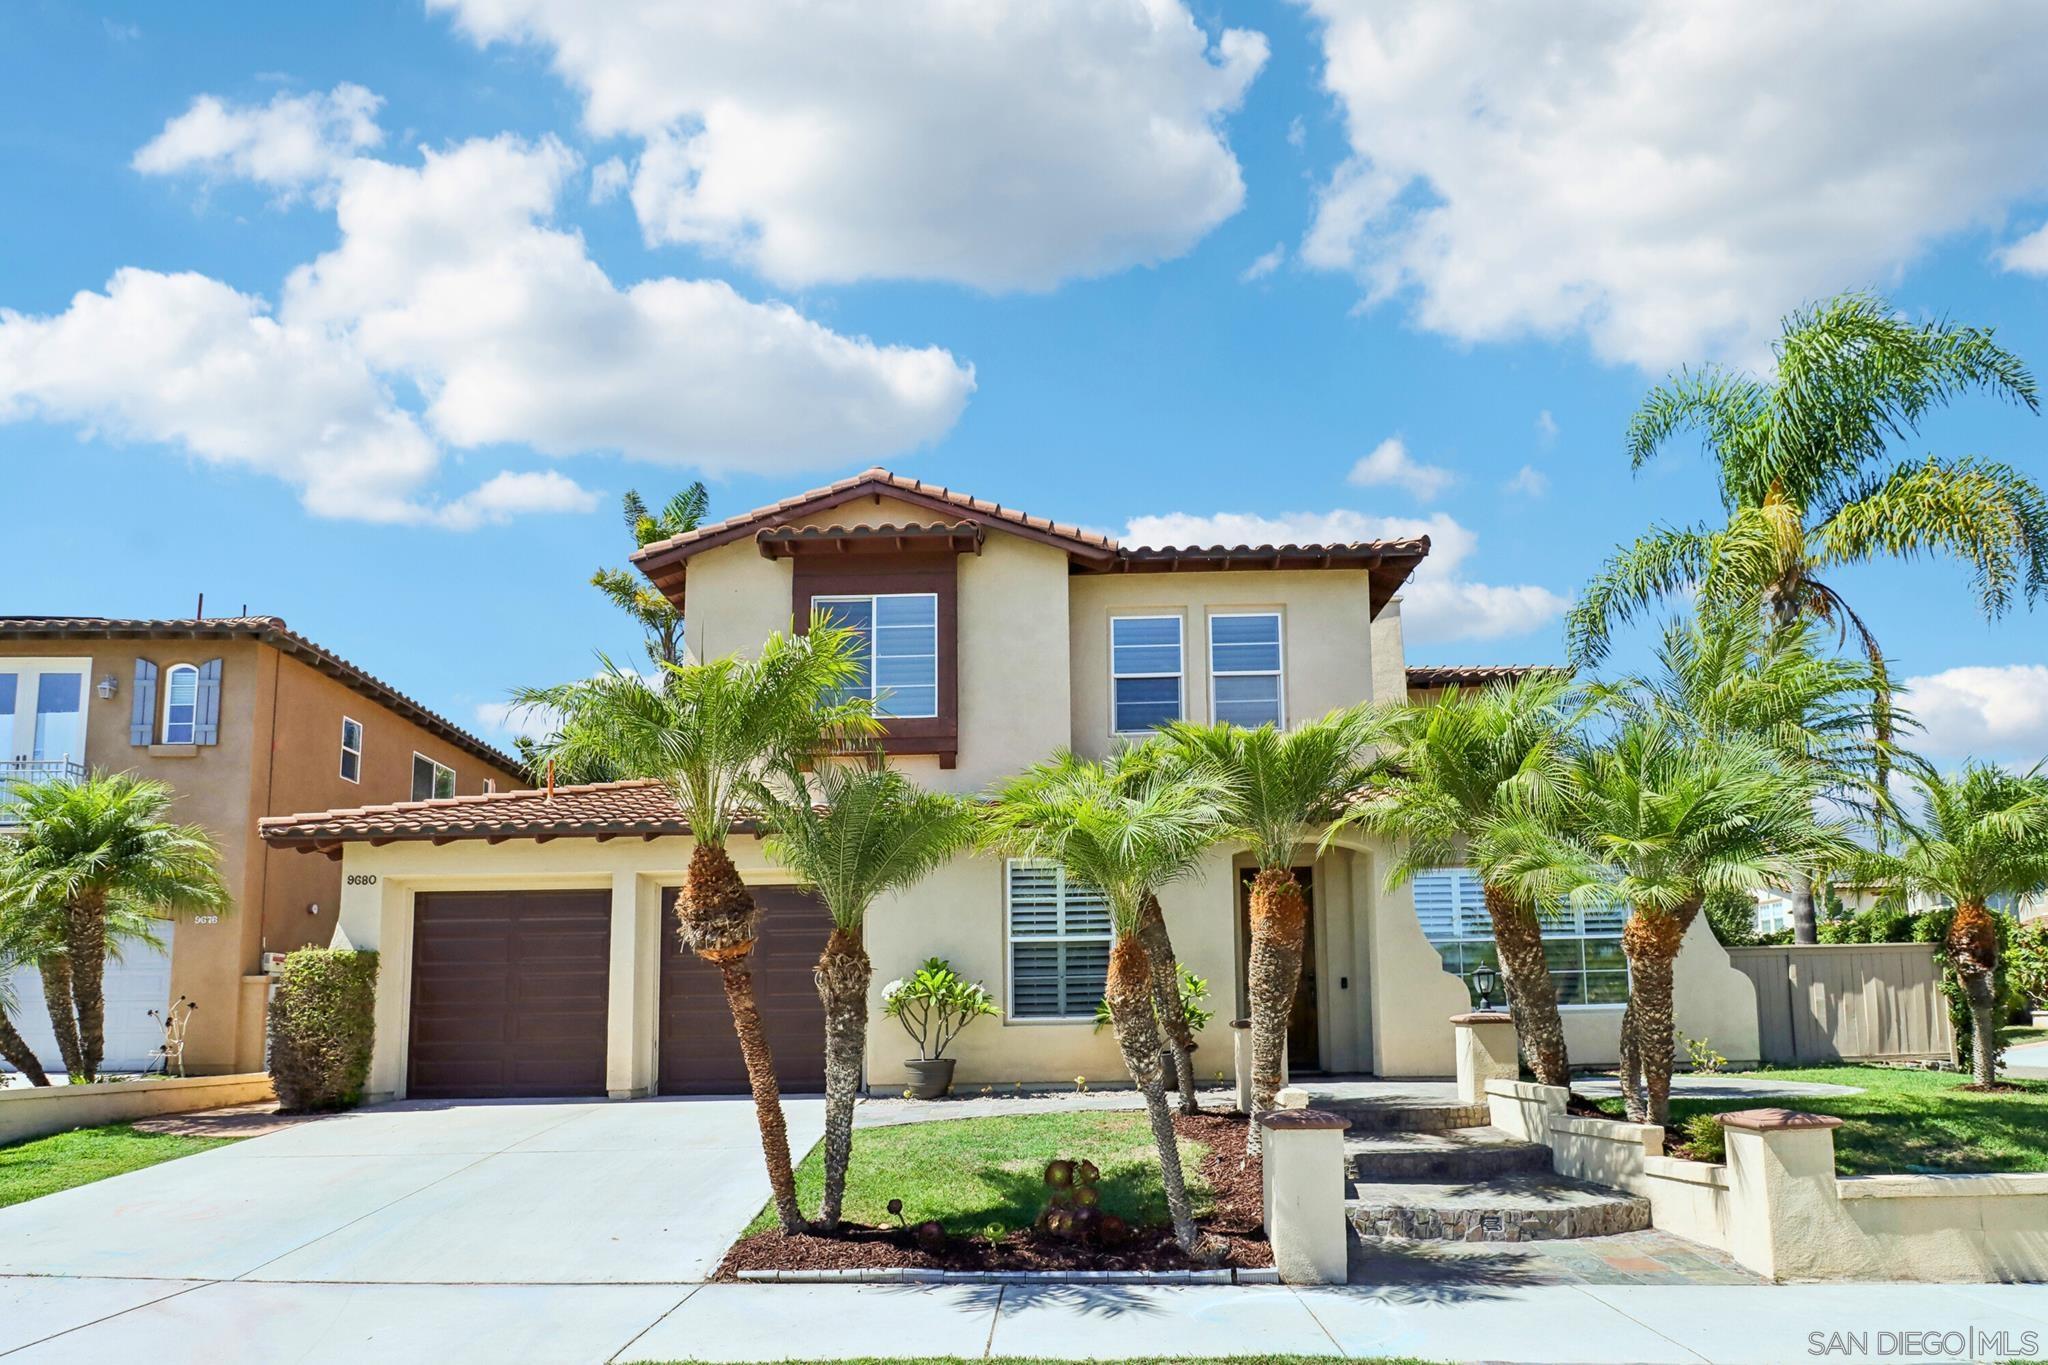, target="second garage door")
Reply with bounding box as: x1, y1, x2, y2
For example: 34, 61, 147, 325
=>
658, 885, 830, 1095
408, 890, 611, 1099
